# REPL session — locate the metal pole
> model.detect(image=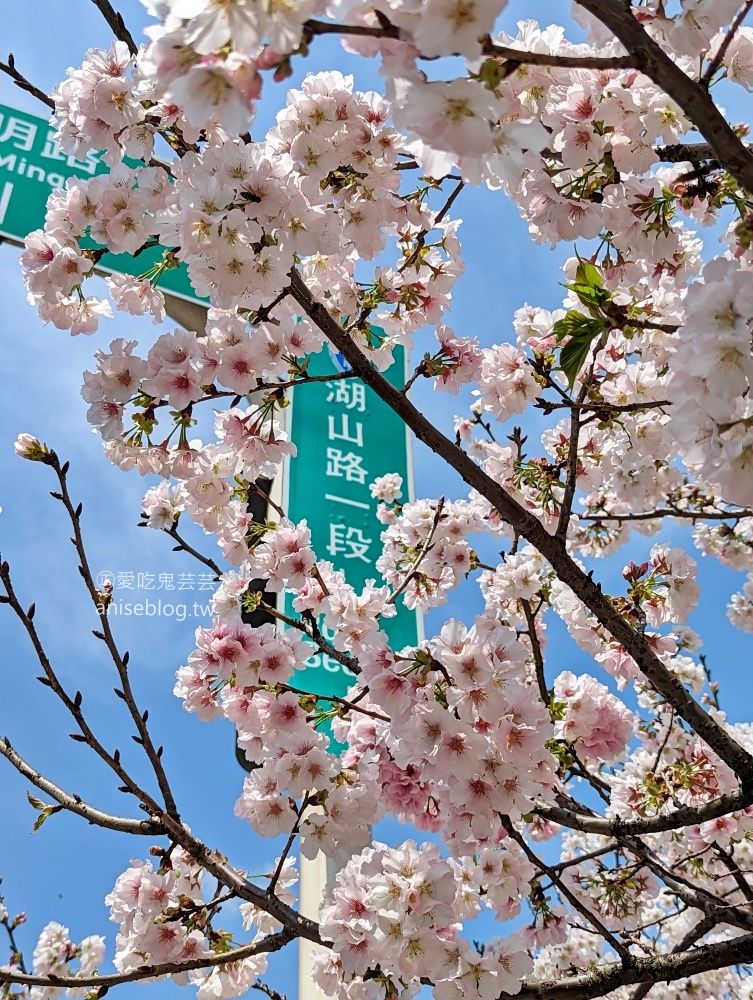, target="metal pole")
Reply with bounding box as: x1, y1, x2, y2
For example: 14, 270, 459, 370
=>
298, 844, 335, 999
